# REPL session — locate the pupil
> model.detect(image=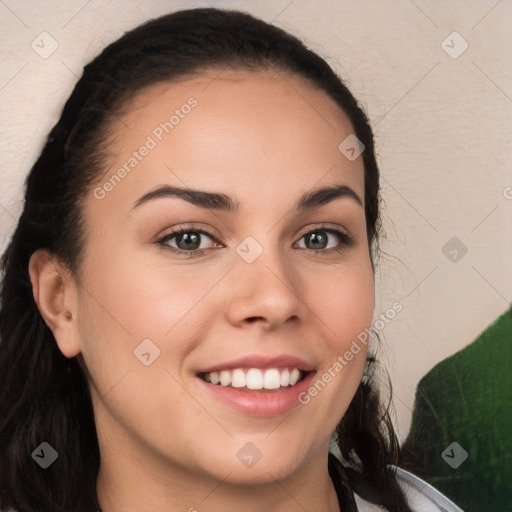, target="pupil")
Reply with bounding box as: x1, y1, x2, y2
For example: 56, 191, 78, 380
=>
309, 232, 326, 249
178, 232, 200, 250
